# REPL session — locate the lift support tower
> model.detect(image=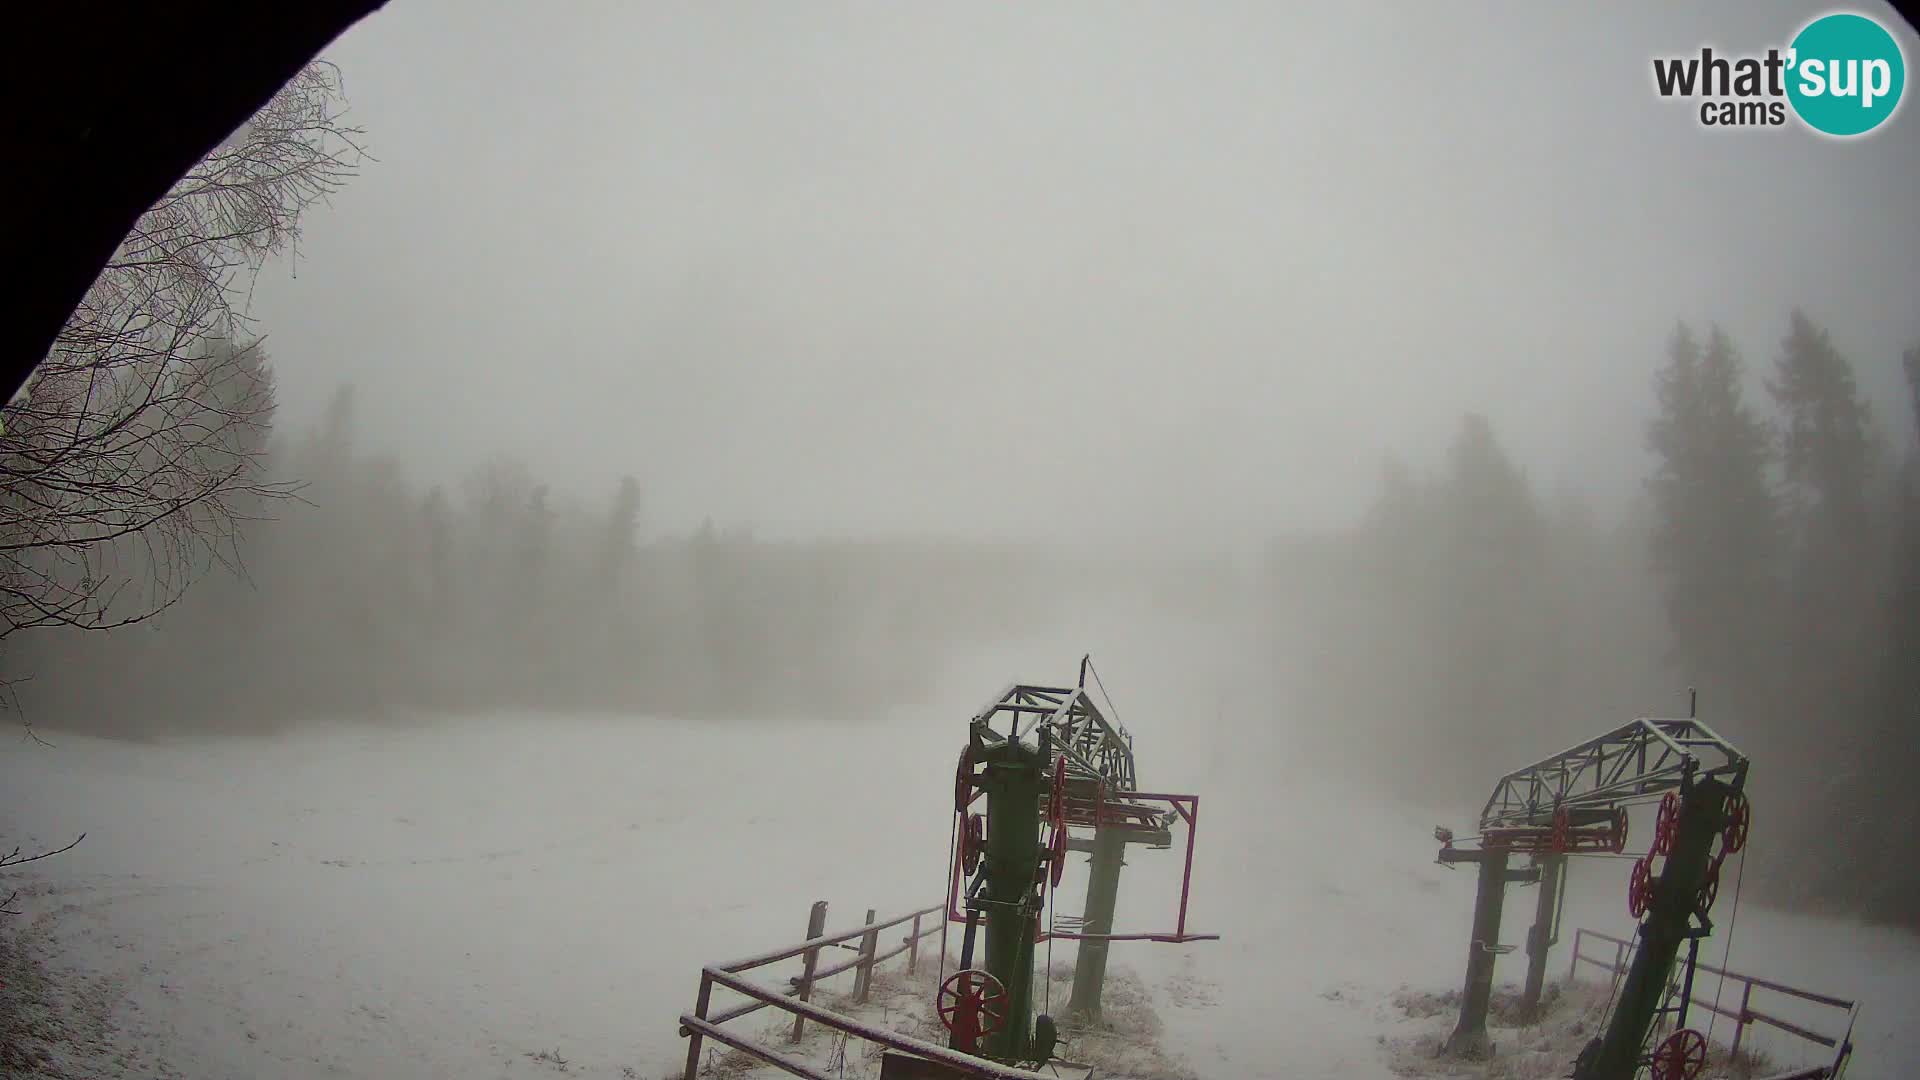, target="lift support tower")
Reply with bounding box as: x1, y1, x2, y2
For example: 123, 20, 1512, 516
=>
1434, 709, 1748, 1080
937, 661, 1215, 1069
